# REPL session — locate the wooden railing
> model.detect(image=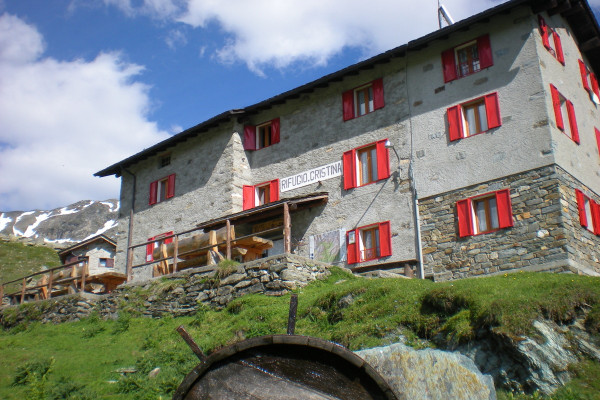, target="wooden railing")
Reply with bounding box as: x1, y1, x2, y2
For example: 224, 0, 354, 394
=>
126, 223, 282, 280
1, 259, 89, 305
